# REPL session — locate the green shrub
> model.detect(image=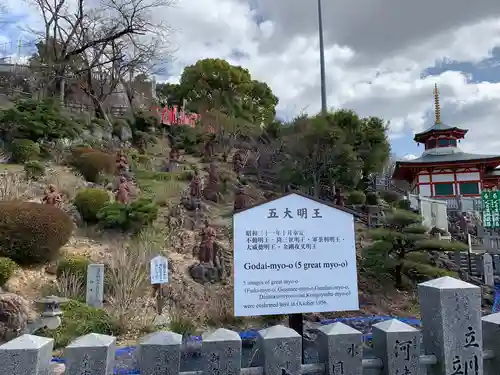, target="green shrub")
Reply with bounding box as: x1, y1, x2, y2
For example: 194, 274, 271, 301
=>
177, 170, 194, 181
0, 257, 18, 286
380, 190, 402, 204
24, 160, 45, 180
169, 311, 197, 335
38, 300, 120, 348
347, 190, 366, 205
169, 125, 203, 153
396, 199, 412, 211
74, 188, 110, 223
402, 260, 457, 282
10, 139, 40, 163
0, 202, 73, 265
137, 155, 152, 167
112, 119, 131, 140
135, 170, 173, 181
0, 99, 82, 143
73, 151, 115, 182
57, 255, 90, 283
365, 192, 379, 205
97, 198, 159, 231
405, 251, 430, 264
